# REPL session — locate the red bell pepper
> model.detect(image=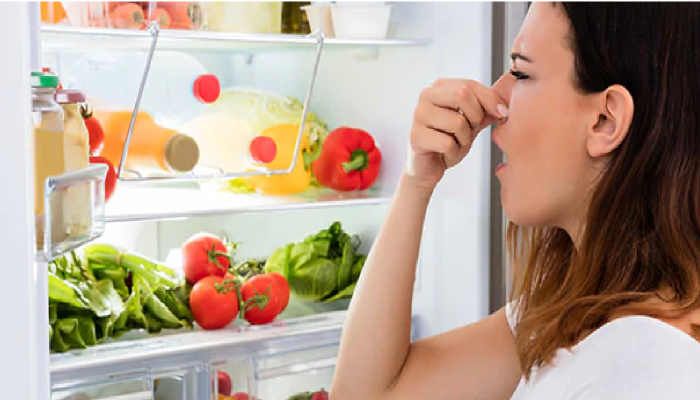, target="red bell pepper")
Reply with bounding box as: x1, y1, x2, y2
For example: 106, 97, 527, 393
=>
312, 127, 382, 191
